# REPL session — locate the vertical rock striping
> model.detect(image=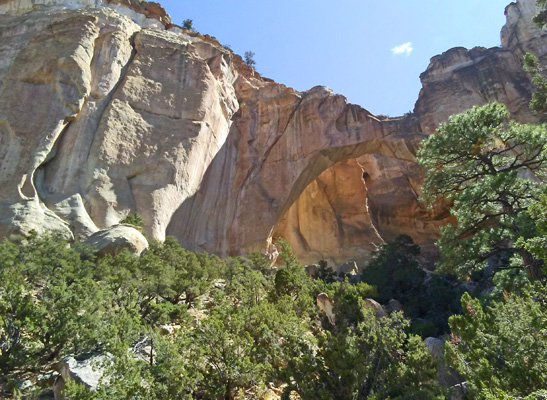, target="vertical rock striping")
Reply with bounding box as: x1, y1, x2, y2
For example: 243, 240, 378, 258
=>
0, 0, 544, 266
